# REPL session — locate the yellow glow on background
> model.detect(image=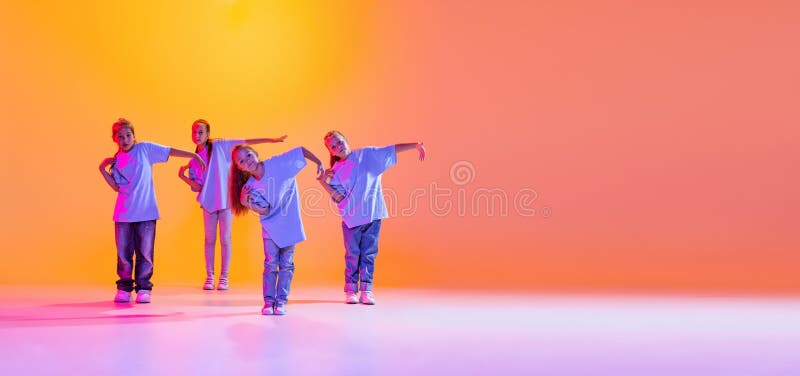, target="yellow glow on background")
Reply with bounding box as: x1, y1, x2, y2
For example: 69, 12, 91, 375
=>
6, 1, 368, 116
0, 1, 379, 287
1, 1, 798, 293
